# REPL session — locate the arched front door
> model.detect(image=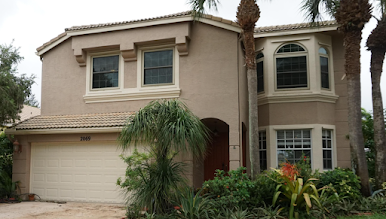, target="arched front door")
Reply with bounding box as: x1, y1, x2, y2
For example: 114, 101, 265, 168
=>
201, 118, 229, 181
